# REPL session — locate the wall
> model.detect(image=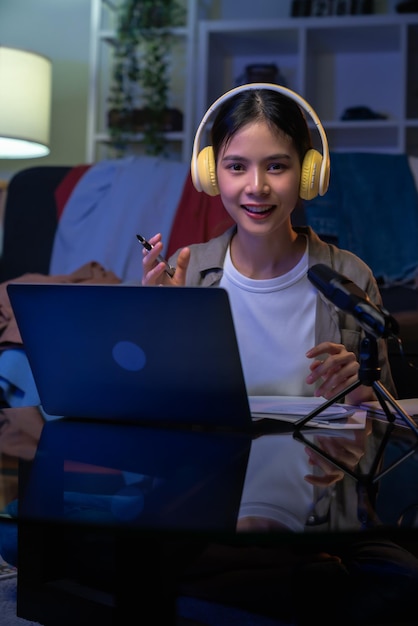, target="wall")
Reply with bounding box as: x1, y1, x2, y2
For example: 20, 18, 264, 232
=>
0, 0, 91, 181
